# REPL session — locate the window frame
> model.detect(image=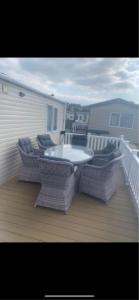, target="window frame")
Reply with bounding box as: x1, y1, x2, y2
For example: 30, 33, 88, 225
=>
109, 112, 120, 127
109, 112, 134, 129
